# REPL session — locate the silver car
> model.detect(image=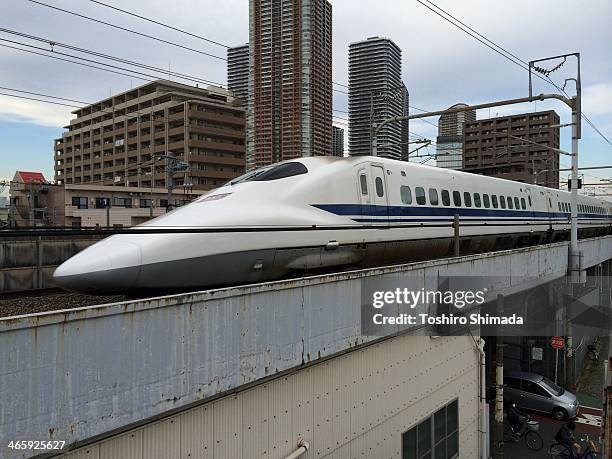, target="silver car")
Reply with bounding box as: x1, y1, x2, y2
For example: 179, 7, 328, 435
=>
504, 370, 579, 420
